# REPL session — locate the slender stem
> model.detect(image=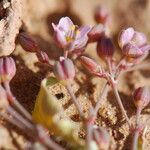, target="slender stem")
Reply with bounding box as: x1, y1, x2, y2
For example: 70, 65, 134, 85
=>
86, 122, 93, 150
66, 83, 84, 119
131, 129, 140, 150
136, 108, 141, 126
64, 50, 68, 58
7, 106, 34, 130
112, 83, 131, 127
36, 125, 65, 150
4, 81, 32, 121
0, 112, 28, 131
93, 82, 109, 117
